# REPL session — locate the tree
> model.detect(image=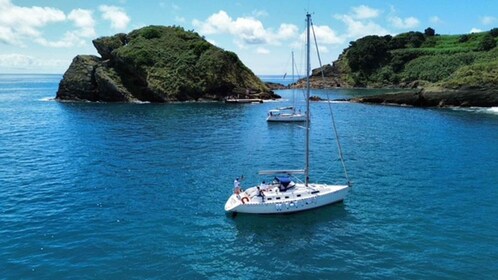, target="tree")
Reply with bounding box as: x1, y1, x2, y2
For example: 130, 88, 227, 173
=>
424, 27, 435, 37
346, 35, 390, 73
476, 34, 497, 51
459, 34, 470, 43
389, 31, 426, 49
490, 28, 498, 37
407, 32, 425, 48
